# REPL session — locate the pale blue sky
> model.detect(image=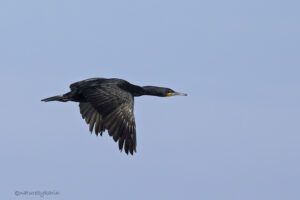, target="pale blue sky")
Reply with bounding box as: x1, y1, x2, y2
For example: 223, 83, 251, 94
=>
1, 0, 300, 199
